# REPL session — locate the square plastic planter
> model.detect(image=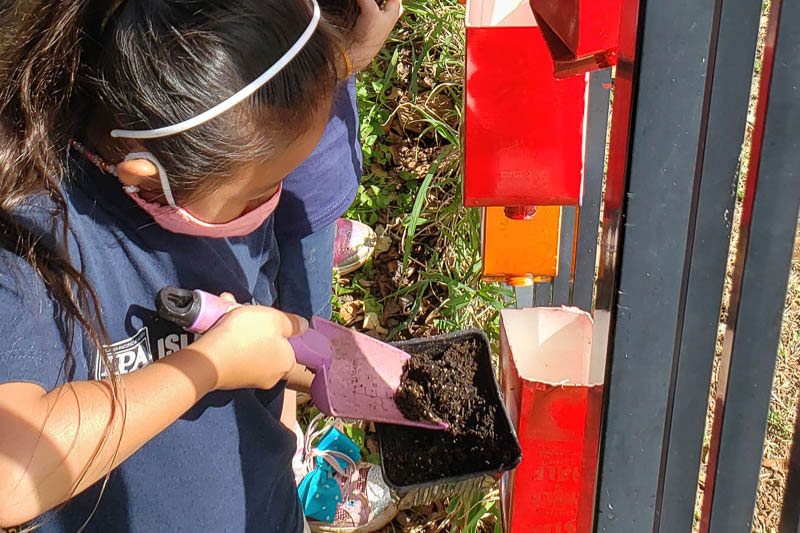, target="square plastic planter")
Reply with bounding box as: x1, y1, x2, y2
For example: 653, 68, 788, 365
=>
377, 330, 522, 492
